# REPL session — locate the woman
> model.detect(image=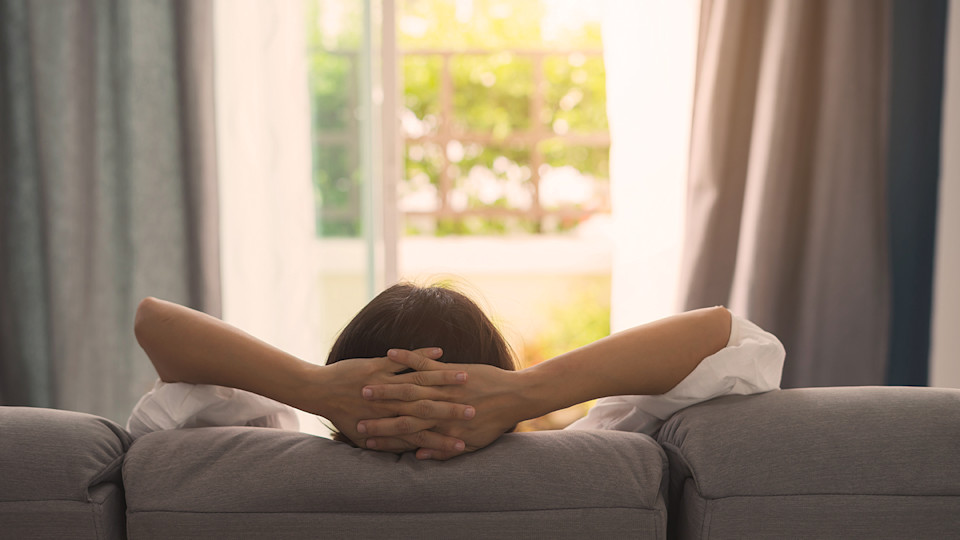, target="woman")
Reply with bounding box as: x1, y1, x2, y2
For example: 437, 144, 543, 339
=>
129, 282, 783, 459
